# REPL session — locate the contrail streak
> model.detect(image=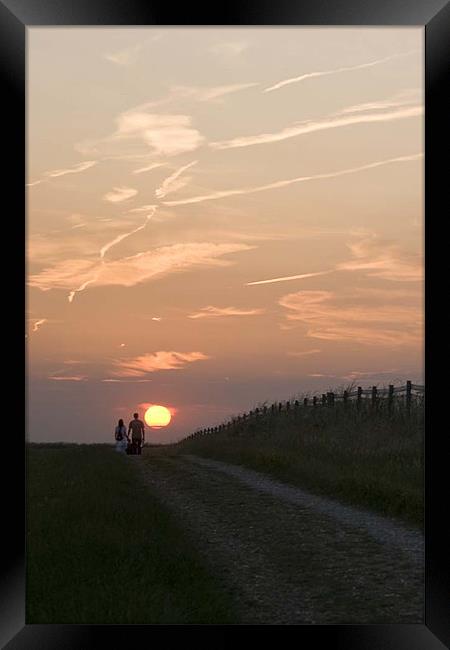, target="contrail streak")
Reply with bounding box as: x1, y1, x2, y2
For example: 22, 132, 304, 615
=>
211, 105, 422, 150
68, 274, 101, 303
68, 207, 157, 302
99, 207, 157, 259
264, 50, 419, 92
155, 161, 198, 198
163, 153, 423, 207
246, 271, 332, 286
26, 161, 98, 187
132, 162, 167, 175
